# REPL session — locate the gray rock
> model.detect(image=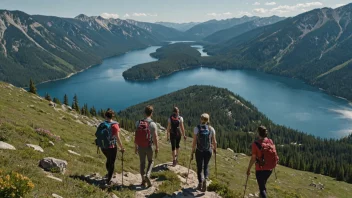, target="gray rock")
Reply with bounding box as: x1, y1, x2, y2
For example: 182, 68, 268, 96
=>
68, 150, 81, 156
52, 193, 63, 198
47, 175, 63, 182
64, 144, 76, 148
49, 141, 55, 146
39, 157, 67, 174
0, 141, 16, 150
26, 144, 44, 152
